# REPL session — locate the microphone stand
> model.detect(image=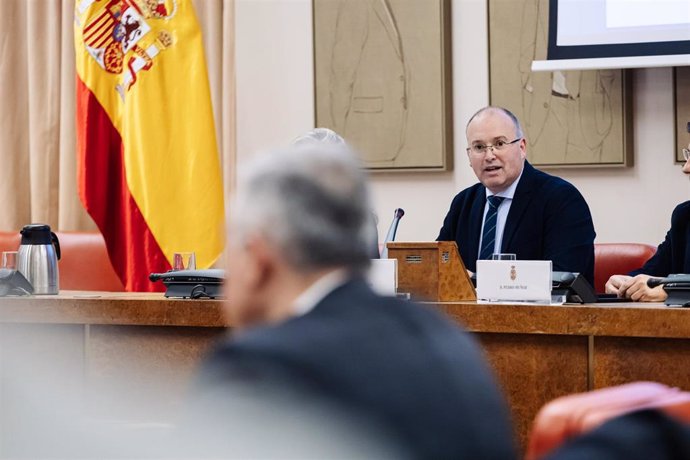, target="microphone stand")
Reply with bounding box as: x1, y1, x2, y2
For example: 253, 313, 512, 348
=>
380, 208, 405, 259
